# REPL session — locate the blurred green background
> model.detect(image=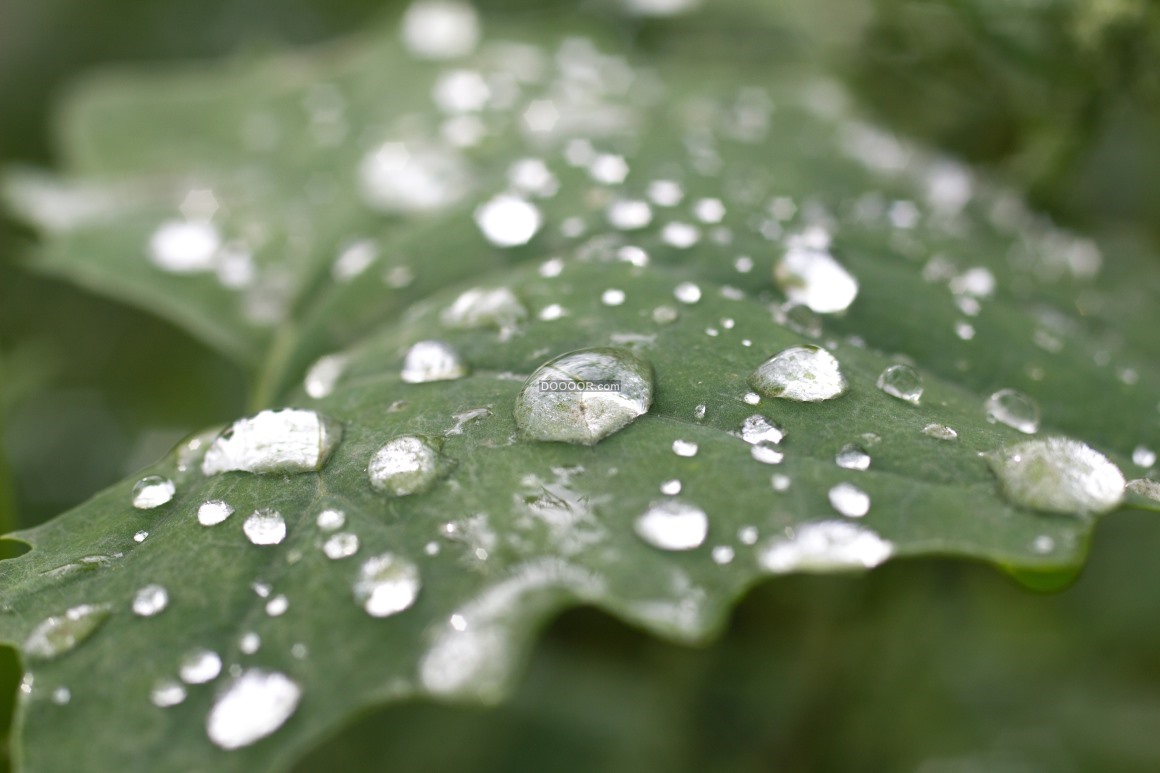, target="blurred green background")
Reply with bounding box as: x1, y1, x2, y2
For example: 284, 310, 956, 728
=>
2, 0, 1159, 770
